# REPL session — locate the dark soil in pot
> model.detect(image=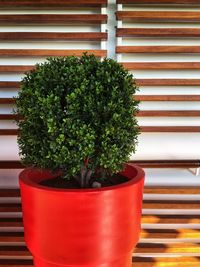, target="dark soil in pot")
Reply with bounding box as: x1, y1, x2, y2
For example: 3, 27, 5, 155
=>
39, 173, 128, 189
